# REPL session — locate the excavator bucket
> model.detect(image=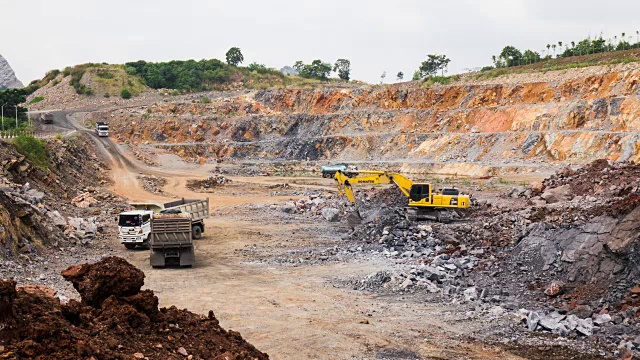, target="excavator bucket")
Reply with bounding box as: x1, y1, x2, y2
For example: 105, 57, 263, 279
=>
346, 208, 362, 225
